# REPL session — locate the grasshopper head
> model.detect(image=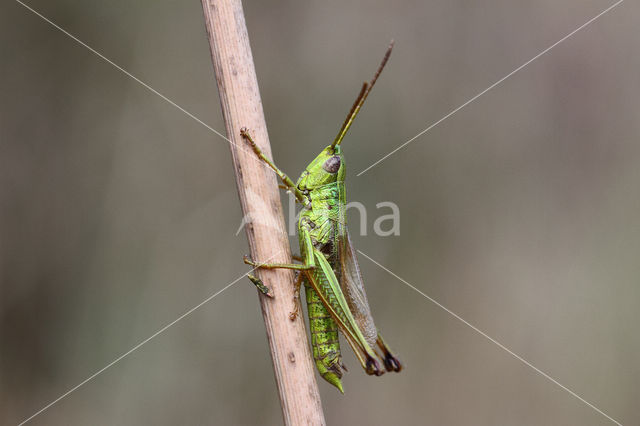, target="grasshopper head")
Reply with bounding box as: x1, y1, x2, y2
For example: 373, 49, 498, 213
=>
294, 42, 393, 192
297, 145, 345, 190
